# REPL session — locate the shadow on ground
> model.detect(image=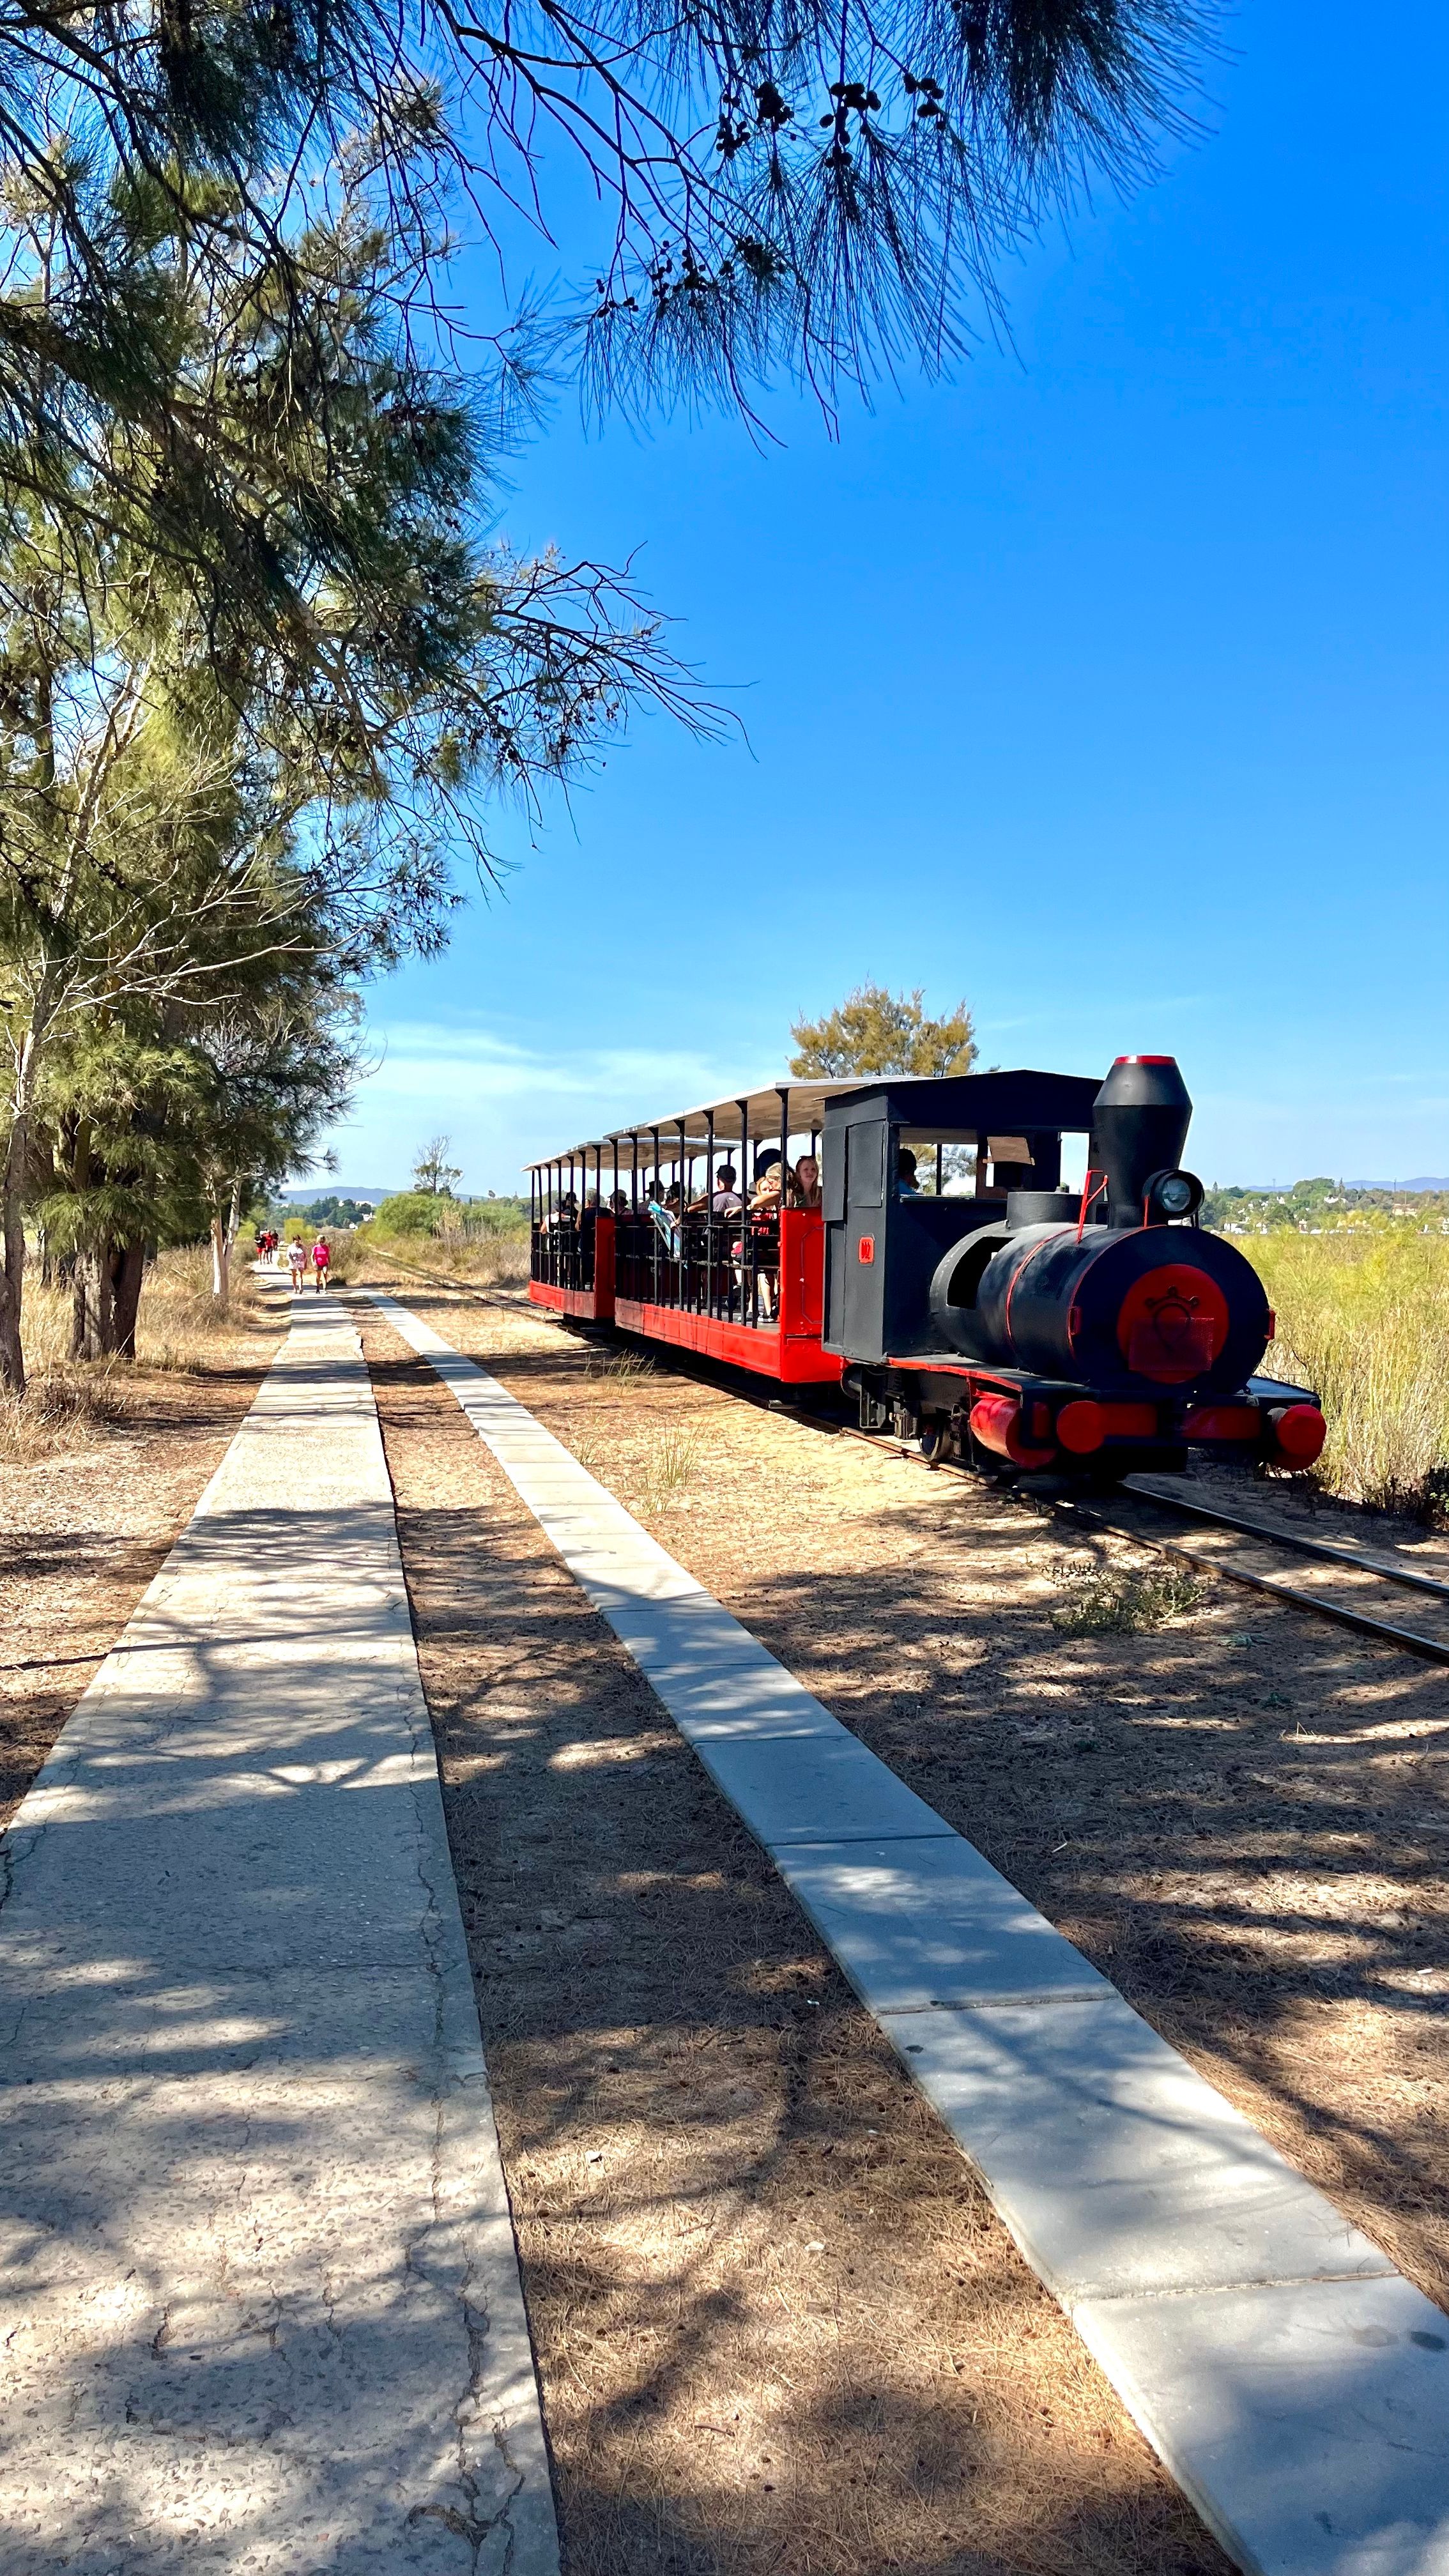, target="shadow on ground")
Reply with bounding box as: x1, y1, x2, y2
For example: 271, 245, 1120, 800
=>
362, 1328, 1234, 2576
